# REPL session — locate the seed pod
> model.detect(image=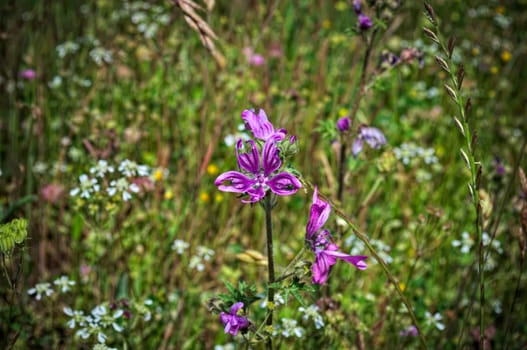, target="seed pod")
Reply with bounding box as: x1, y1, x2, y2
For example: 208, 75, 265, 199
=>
453, 117, 465, 136
447, 35, 456, 58
424, 2, 436, 24
423, 27, 439, 44
456, 65, 464, 89
444, 84, 458, 101
435, 55, 450, 73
